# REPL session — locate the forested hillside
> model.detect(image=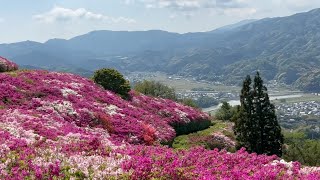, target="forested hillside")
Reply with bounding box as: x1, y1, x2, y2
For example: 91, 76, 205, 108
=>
2, 8, 320, 91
